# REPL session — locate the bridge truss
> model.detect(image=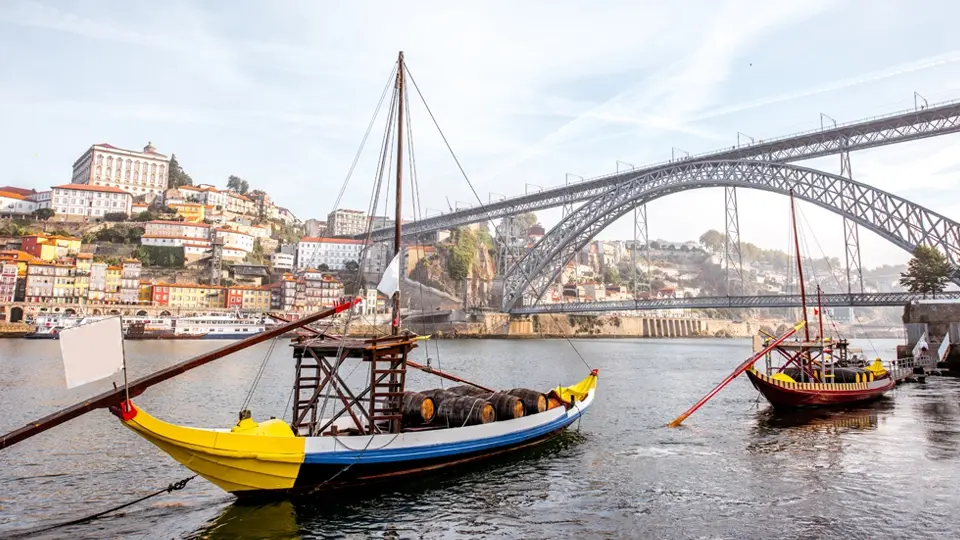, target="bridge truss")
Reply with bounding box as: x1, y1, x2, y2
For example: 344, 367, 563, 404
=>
509, 291, 960, 315
501, 160, 960, 310
354, 99, 960, 242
